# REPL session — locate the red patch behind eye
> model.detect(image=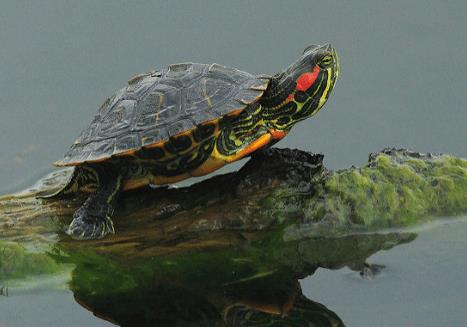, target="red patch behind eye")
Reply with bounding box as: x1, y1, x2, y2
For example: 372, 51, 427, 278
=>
296, 66, 320, 92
